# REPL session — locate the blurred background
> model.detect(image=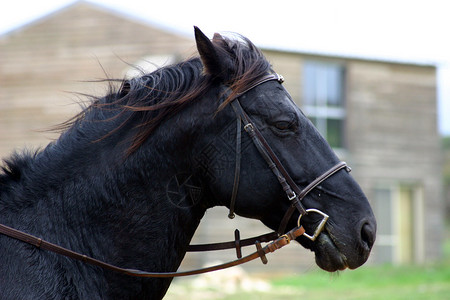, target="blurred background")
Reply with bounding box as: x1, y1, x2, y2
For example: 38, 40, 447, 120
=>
0, 1, 448, 299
